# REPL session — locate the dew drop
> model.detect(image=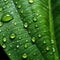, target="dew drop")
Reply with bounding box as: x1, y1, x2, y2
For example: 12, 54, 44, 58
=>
35, 24, 38, 28
26, 40, 28, 42
14, 22, 17, 25
0, 29, 2, 32
22, 53, 28, 59
8, 53, 11, 56
28, 0, 34, 4
51, 39, 54, 44
21, 10, 23, 14
32, 37, 36, 43
17, 5, 21, 9
3, 37, 7, 43
38, 34, 41, 38
46, 47, 49, 51
0, 8, 3, 12
24, 43, 28, 49
53, 48, 55, 52
33, 18, 37, 22
0, 22, 3, 27
43, 40, 46, 44
24, 23, 28, 28
10, 33, 16, 39
1, 13, 13, 22
16, 45, 19, 48
2, 44, 6, 49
